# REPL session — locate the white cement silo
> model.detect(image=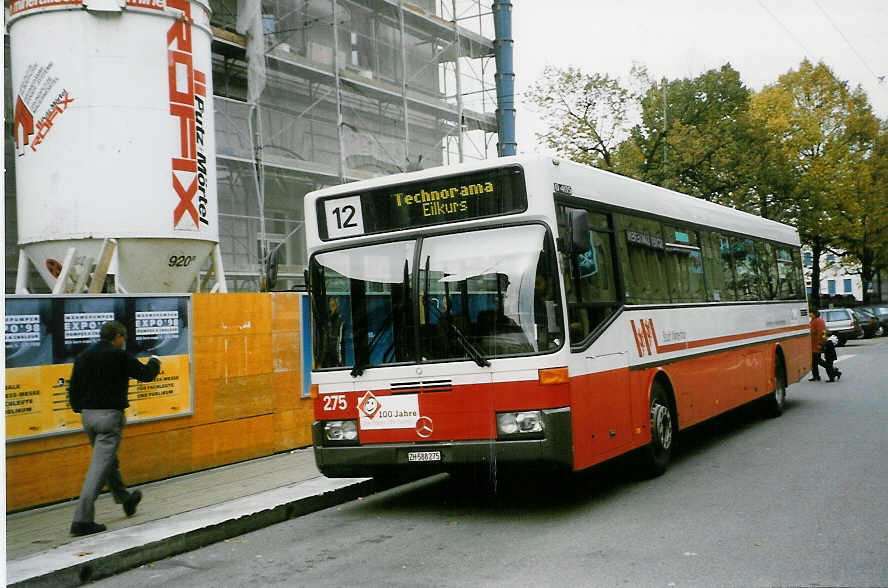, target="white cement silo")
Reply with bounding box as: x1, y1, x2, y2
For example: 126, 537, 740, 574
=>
9, 0, 226, 293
